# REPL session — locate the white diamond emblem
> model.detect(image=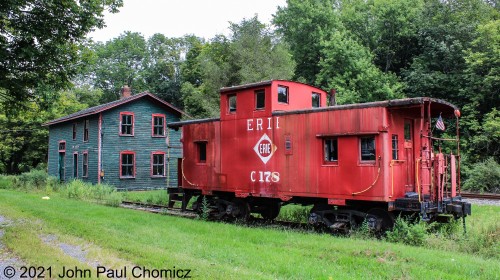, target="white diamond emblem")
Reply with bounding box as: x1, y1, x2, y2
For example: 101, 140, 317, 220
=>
253, 133, 277, 164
